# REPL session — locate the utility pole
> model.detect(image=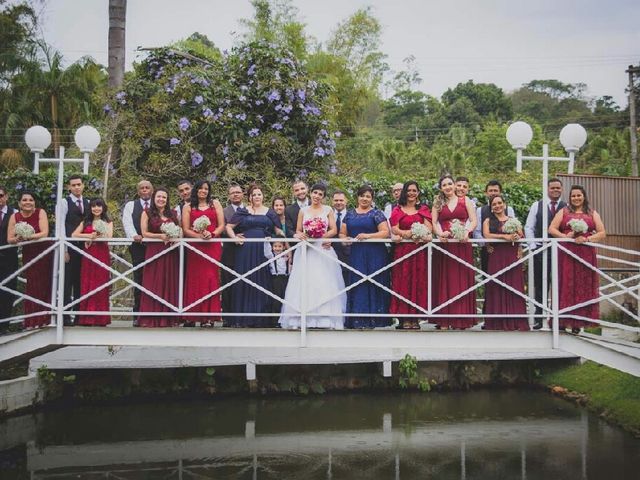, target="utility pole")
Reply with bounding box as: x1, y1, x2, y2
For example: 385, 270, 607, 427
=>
627, 64, 640, 177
